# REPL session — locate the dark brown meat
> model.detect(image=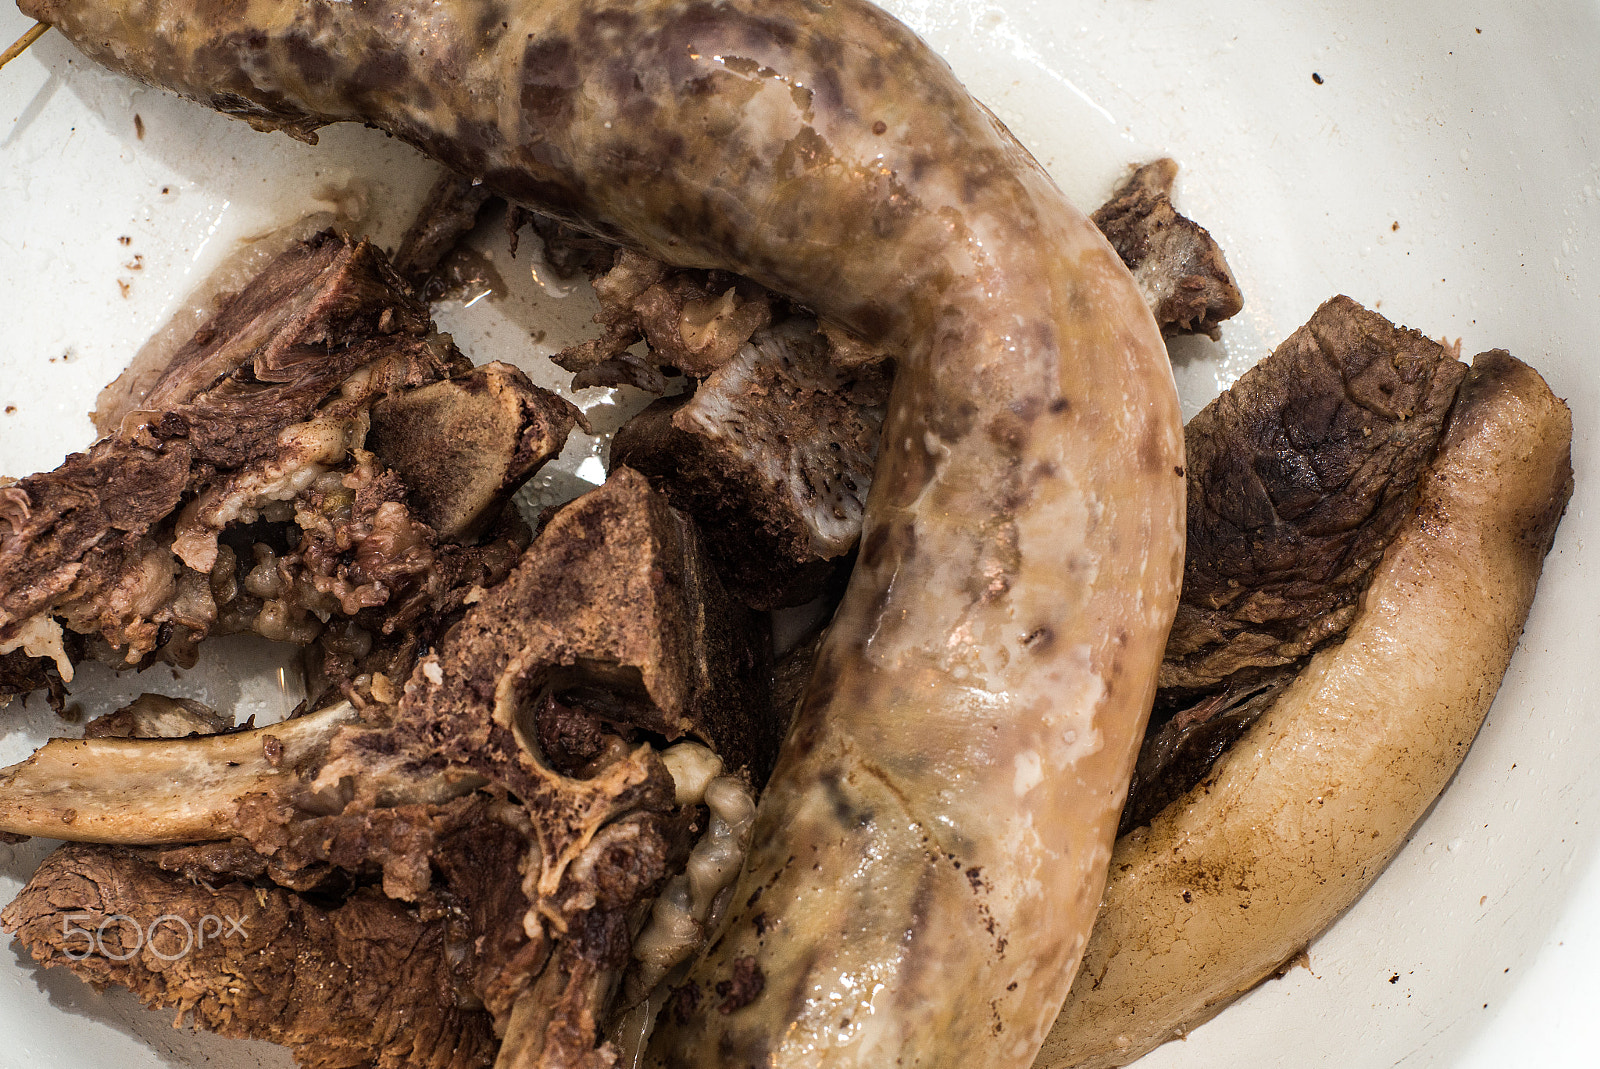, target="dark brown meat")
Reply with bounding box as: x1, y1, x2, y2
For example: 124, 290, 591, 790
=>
390, 171, 497, 291
367, 361, 583, 540
1118, 670, 1294, 835
100, 230, 435, 432
0, 439, 190, 656
611, 319, 887, 609
0, 231, 460, 663
1120, 296, 1469, 832
384, 466, 776, 787
227, 792, 475, 900
428, 798, 557, 1022
0, 232, 579, 703
1162, 295, 1468, 693
1091, 158, 1244, 337
2, 844, 500, 1069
